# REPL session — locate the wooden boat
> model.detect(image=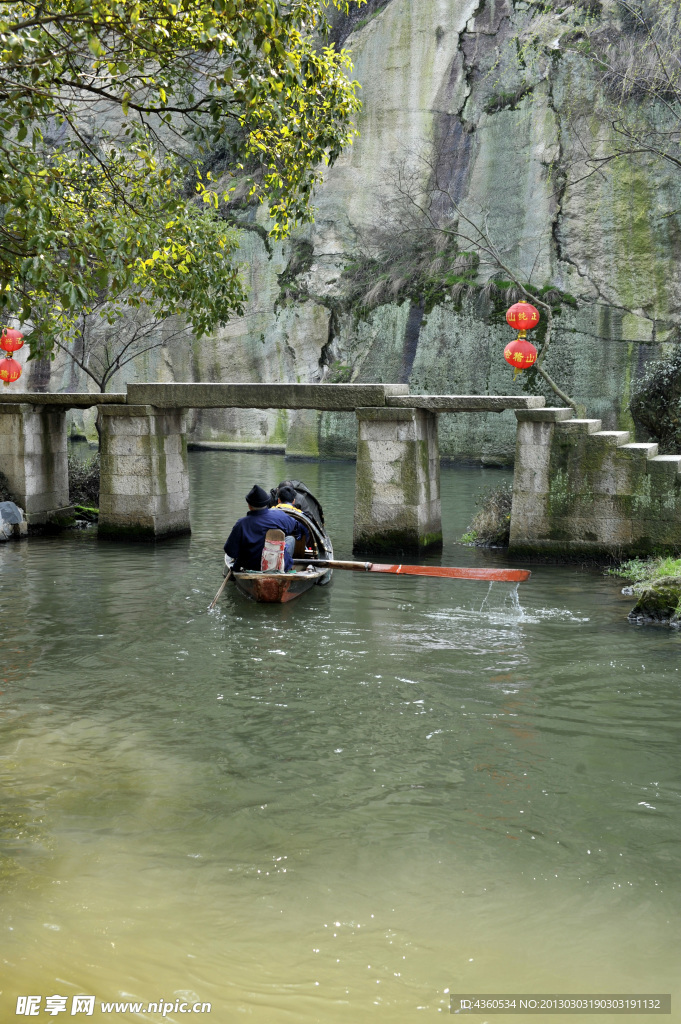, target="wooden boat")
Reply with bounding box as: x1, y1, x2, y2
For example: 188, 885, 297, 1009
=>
210, 480, 531, 609
231, 482, 333, 604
